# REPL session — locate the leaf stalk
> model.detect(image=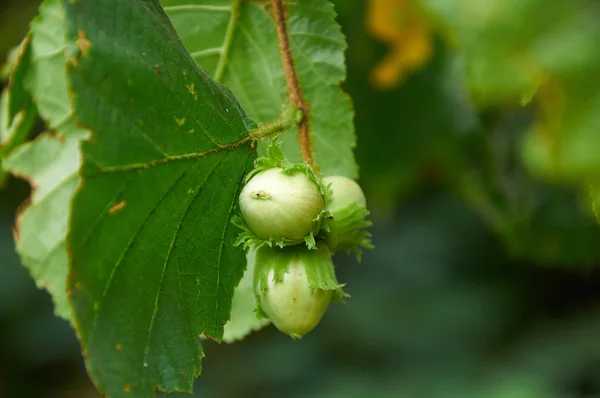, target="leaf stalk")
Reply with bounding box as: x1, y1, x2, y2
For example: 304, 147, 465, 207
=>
249, 106, 300, 140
